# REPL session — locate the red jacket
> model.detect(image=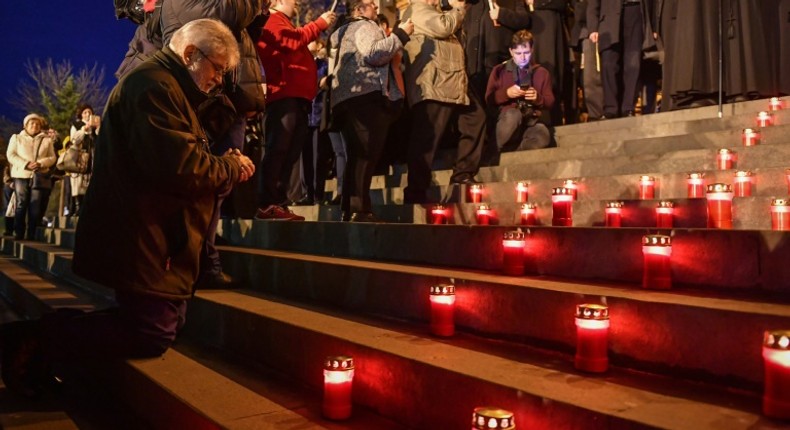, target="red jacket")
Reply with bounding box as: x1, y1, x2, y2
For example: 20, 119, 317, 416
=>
257, 11, 328, 103
485, 61, 555, 118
